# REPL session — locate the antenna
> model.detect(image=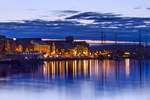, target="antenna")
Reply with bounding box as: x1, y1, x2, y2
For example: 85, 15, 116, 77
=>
101, 29, 104, 44
115, 33, 118, 45
139, 30, 142, 46
115, 32, 119, 53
